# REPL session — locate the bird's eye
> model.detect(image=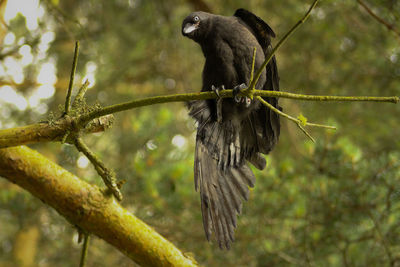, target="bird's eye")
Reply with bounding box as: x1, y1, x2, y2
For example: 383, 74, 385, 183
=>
193, 15, 200, 22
